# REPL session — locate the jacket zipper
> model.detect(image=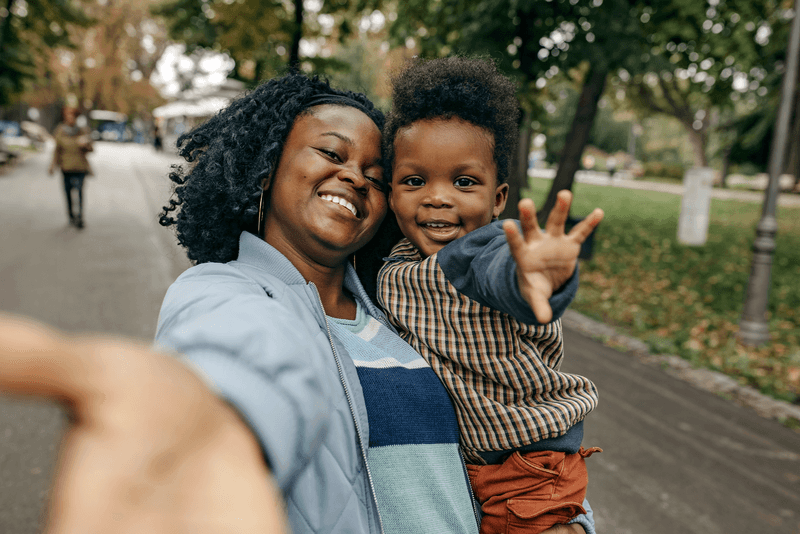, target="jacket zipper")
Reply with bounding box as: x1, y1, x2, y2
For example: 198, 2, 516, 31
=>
310, 283, 385, 534
459, 449, 481, 528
